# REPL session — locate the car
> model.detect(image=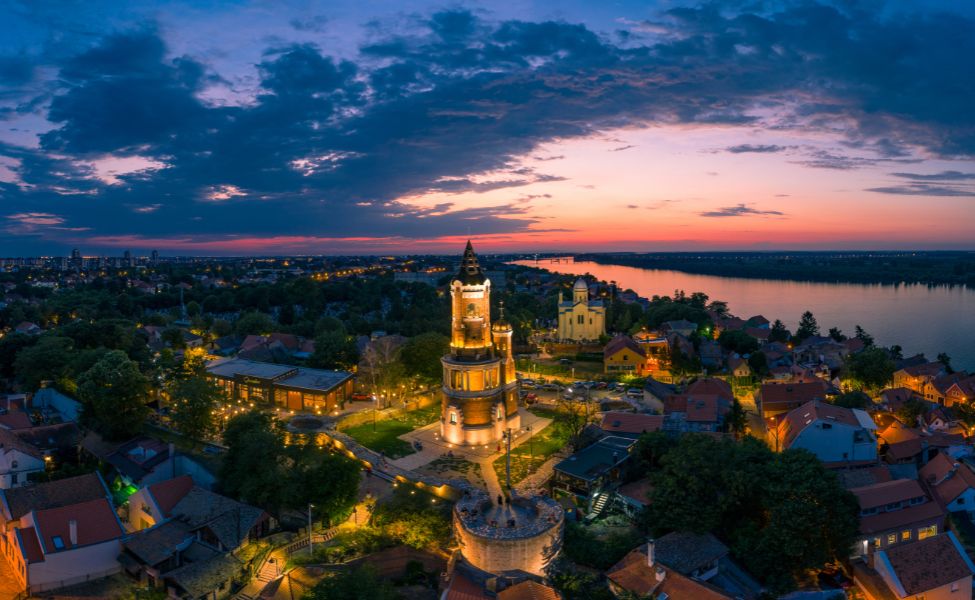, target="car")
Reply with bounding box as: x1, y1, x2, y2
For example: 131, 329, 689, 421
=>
595, 382, 608, 389
351, 392, 371, 402
523, 392, 538, 402
521, 381, 537, 389
541, 383, 560, 391
626, 388, 643, 398
559, 358, 571, 365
